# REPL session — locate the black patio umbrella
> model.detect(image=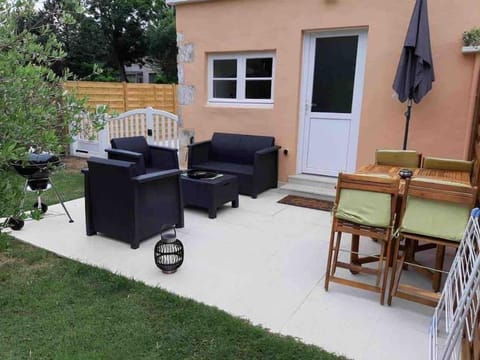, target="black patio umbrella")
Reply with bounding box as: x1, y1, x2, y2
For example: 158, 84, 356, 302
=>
393, 0, 435, 150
